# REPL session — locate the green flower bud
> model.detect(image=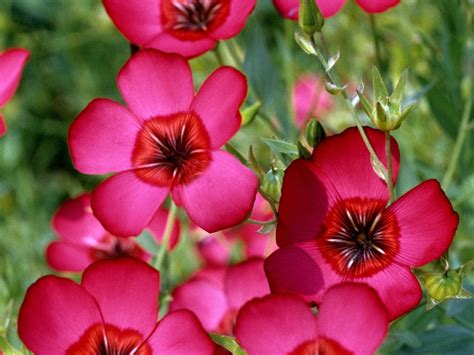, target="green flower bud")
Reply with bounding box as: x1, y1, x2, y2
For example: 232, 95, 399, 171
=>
261, 168, 284, 203
298, 0, 324, 37
425, 270, 462, 302
304, 119, 326, 148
